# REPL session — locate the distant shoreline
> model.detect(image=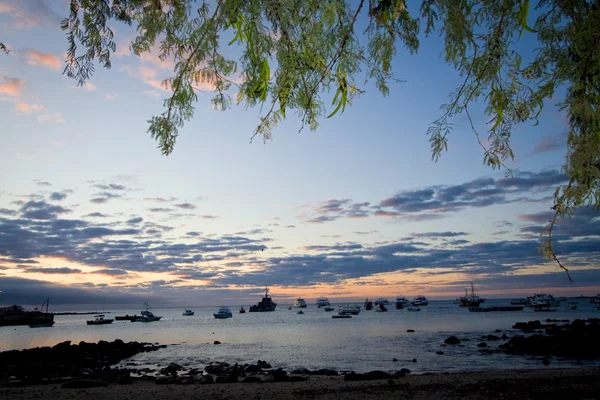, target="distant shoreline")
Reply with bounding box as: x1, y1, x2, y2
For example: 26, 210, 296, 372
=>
52, 312, 112, 315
